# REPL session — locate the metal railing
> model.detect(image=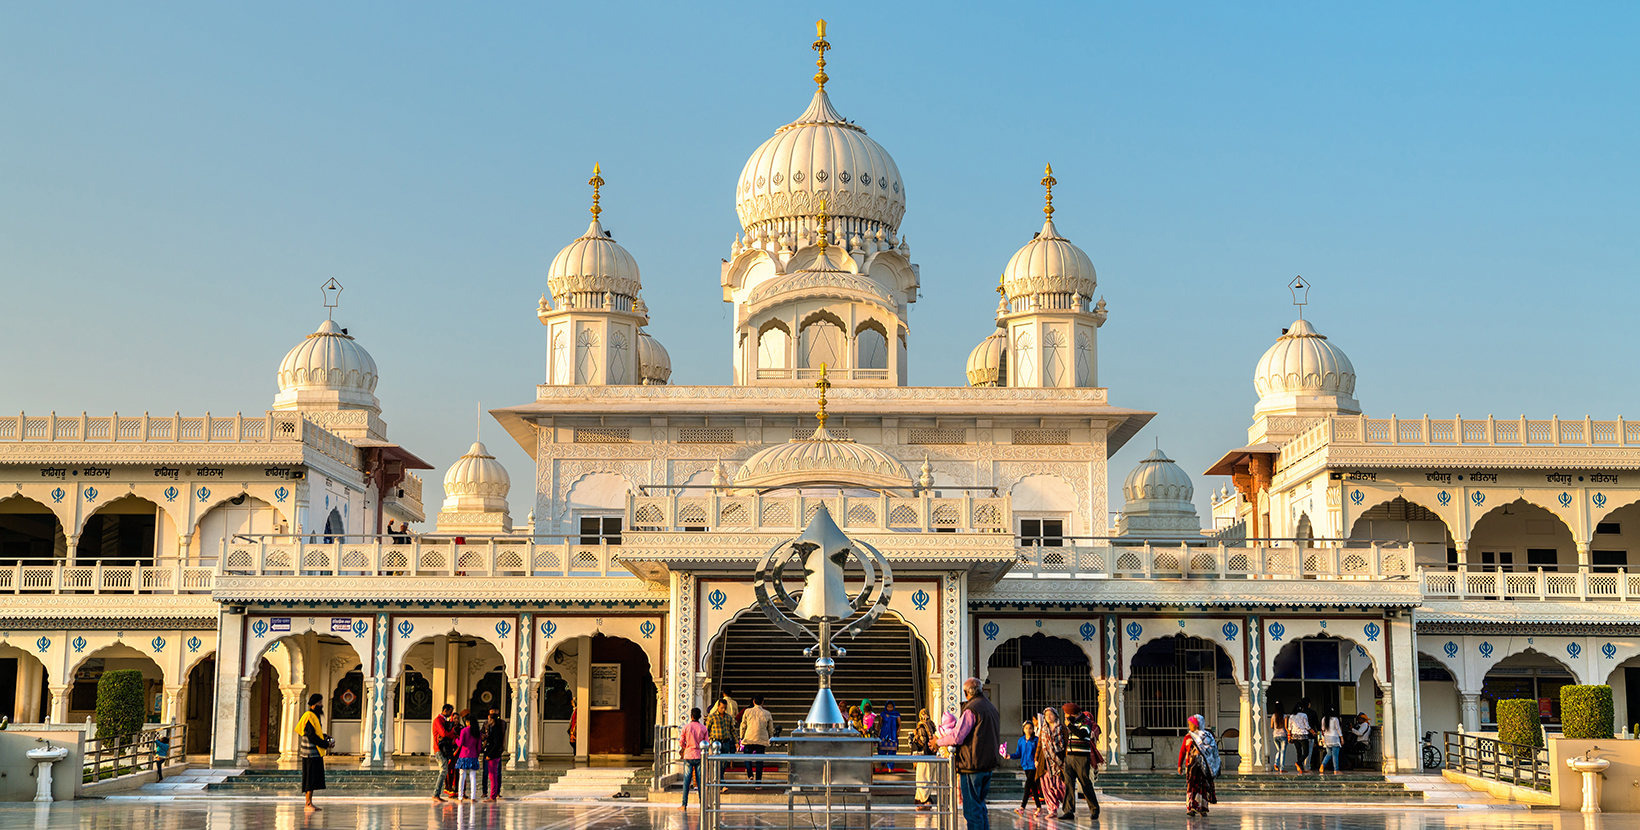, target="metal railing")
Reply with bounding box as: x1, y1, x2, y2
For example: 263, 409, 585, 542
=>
652, 724, 681, 791
1444, 730, 1550, 791
701, 744, 960, 829
1422, 566, 1640, 601
0, 559, 215, 594
221, 534, 630, 578
84, 723, 186, 783
1007, 538, 1411, 580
